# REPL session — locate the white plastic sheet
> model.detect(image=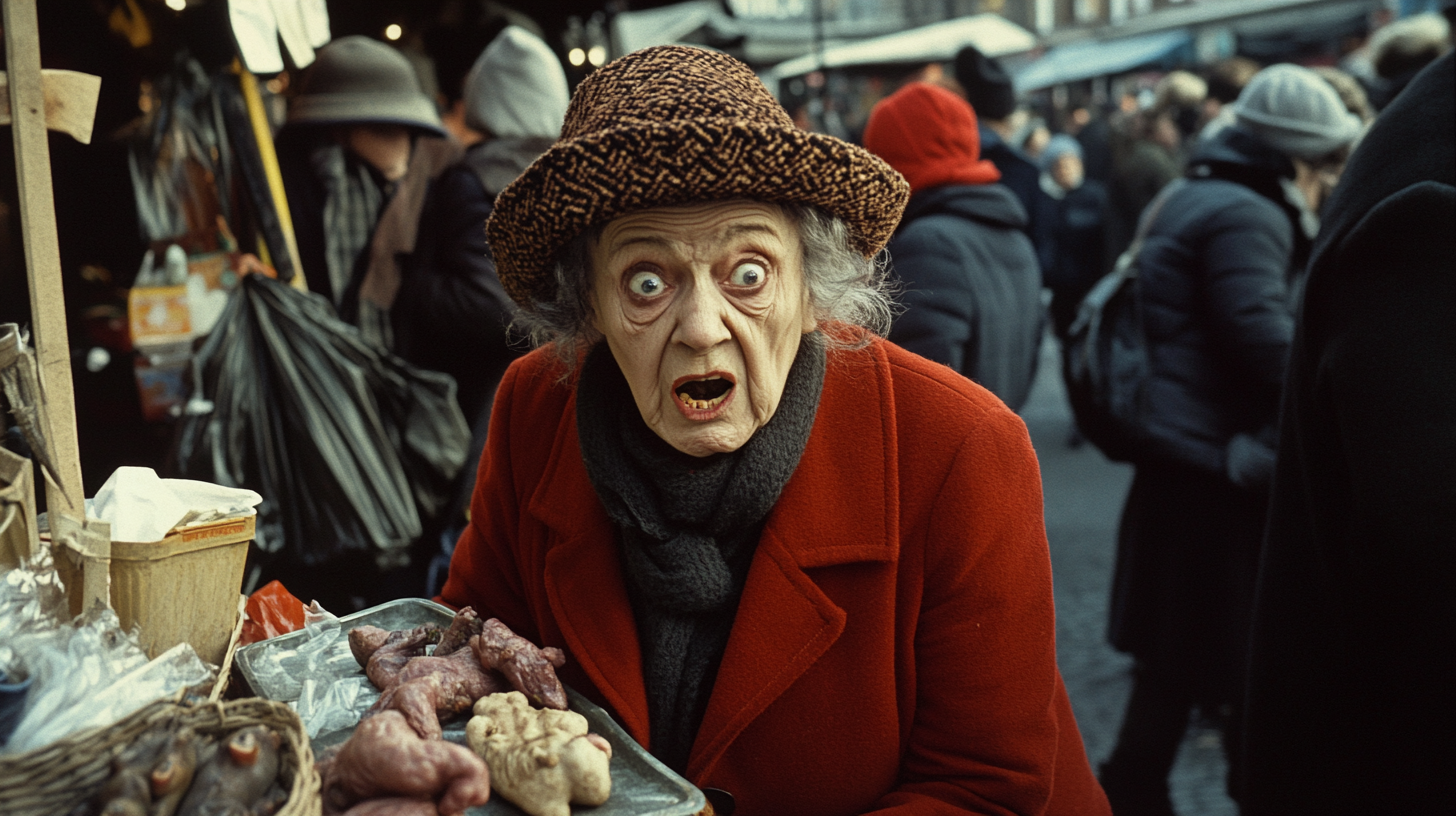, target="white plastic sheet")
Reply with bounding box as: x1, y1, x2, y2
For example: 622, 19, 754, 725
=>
0, 551, 213, 754
87, 466, 262, 543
